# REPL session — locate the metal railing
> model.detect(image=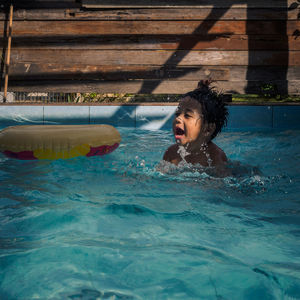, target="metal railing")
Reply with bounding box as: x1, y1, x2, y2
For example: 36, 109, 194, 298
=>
12, 92, 78, 103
